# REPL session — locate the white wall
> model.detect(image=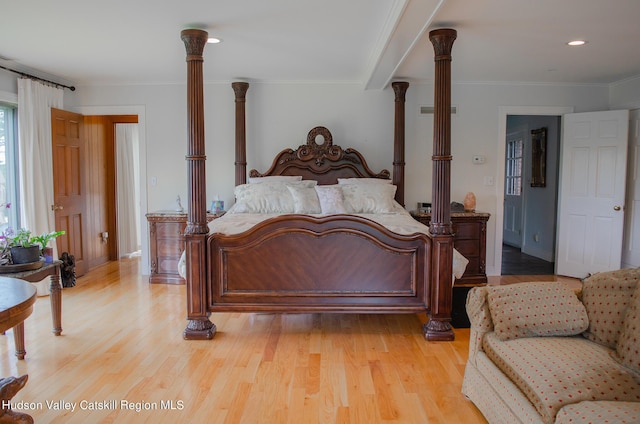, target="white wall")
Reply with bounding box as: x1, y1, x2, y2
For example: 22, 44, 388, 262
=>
0, 72, 17, 93
610, 76, 640, 110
